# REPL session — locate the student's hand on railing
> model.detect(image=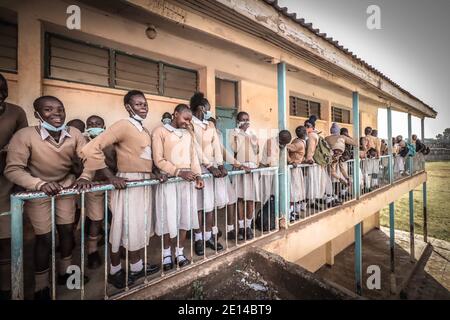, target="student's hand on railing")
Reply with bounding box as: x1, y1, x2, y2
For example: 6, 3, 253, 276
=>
155, 172, 168, 183
39, 182, 63, 196
208, 166, 222, 178
72, 178, 92, 192
339, 178, 348, 186
108, 176, 128, 189
241, 165, 252, 173
305, 159, 314, 165
178, 170, 197, 181
218, 165, 228, 177
195, 176, 204, 189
